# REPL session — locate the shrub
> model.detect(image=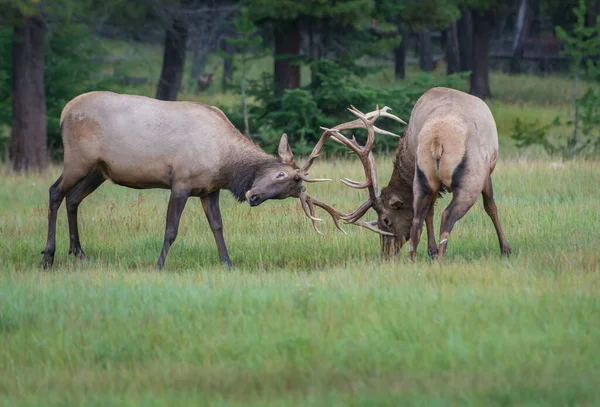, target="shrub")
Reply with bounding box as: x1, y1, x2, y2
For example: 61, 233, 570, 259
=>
220, 60, 469, 157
